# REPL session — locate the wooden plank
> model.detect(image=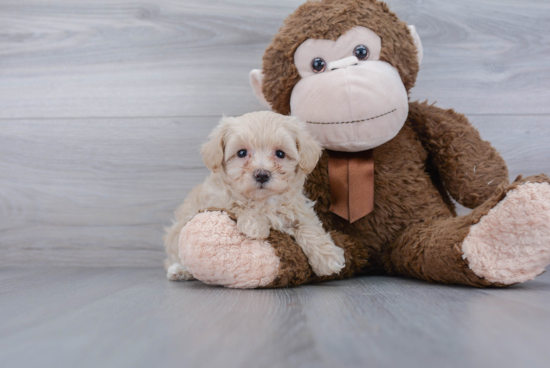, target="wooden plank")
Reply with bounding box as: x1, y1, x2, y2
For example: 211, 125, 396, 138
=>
0, 0, 548, 119
471, 115, 550, 180
398, 0, 550, 114
0, 117, 217, 266
0, 115, 548, 266
0, 0, 297, 119
0, 268, 549, 368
